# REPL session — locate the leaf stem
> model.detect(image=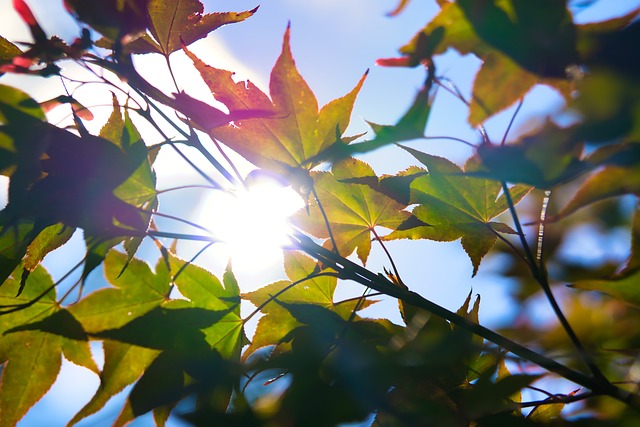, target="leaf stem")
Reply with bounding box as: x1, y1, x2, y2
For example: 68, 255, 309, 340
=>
371, 227, 404, 287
